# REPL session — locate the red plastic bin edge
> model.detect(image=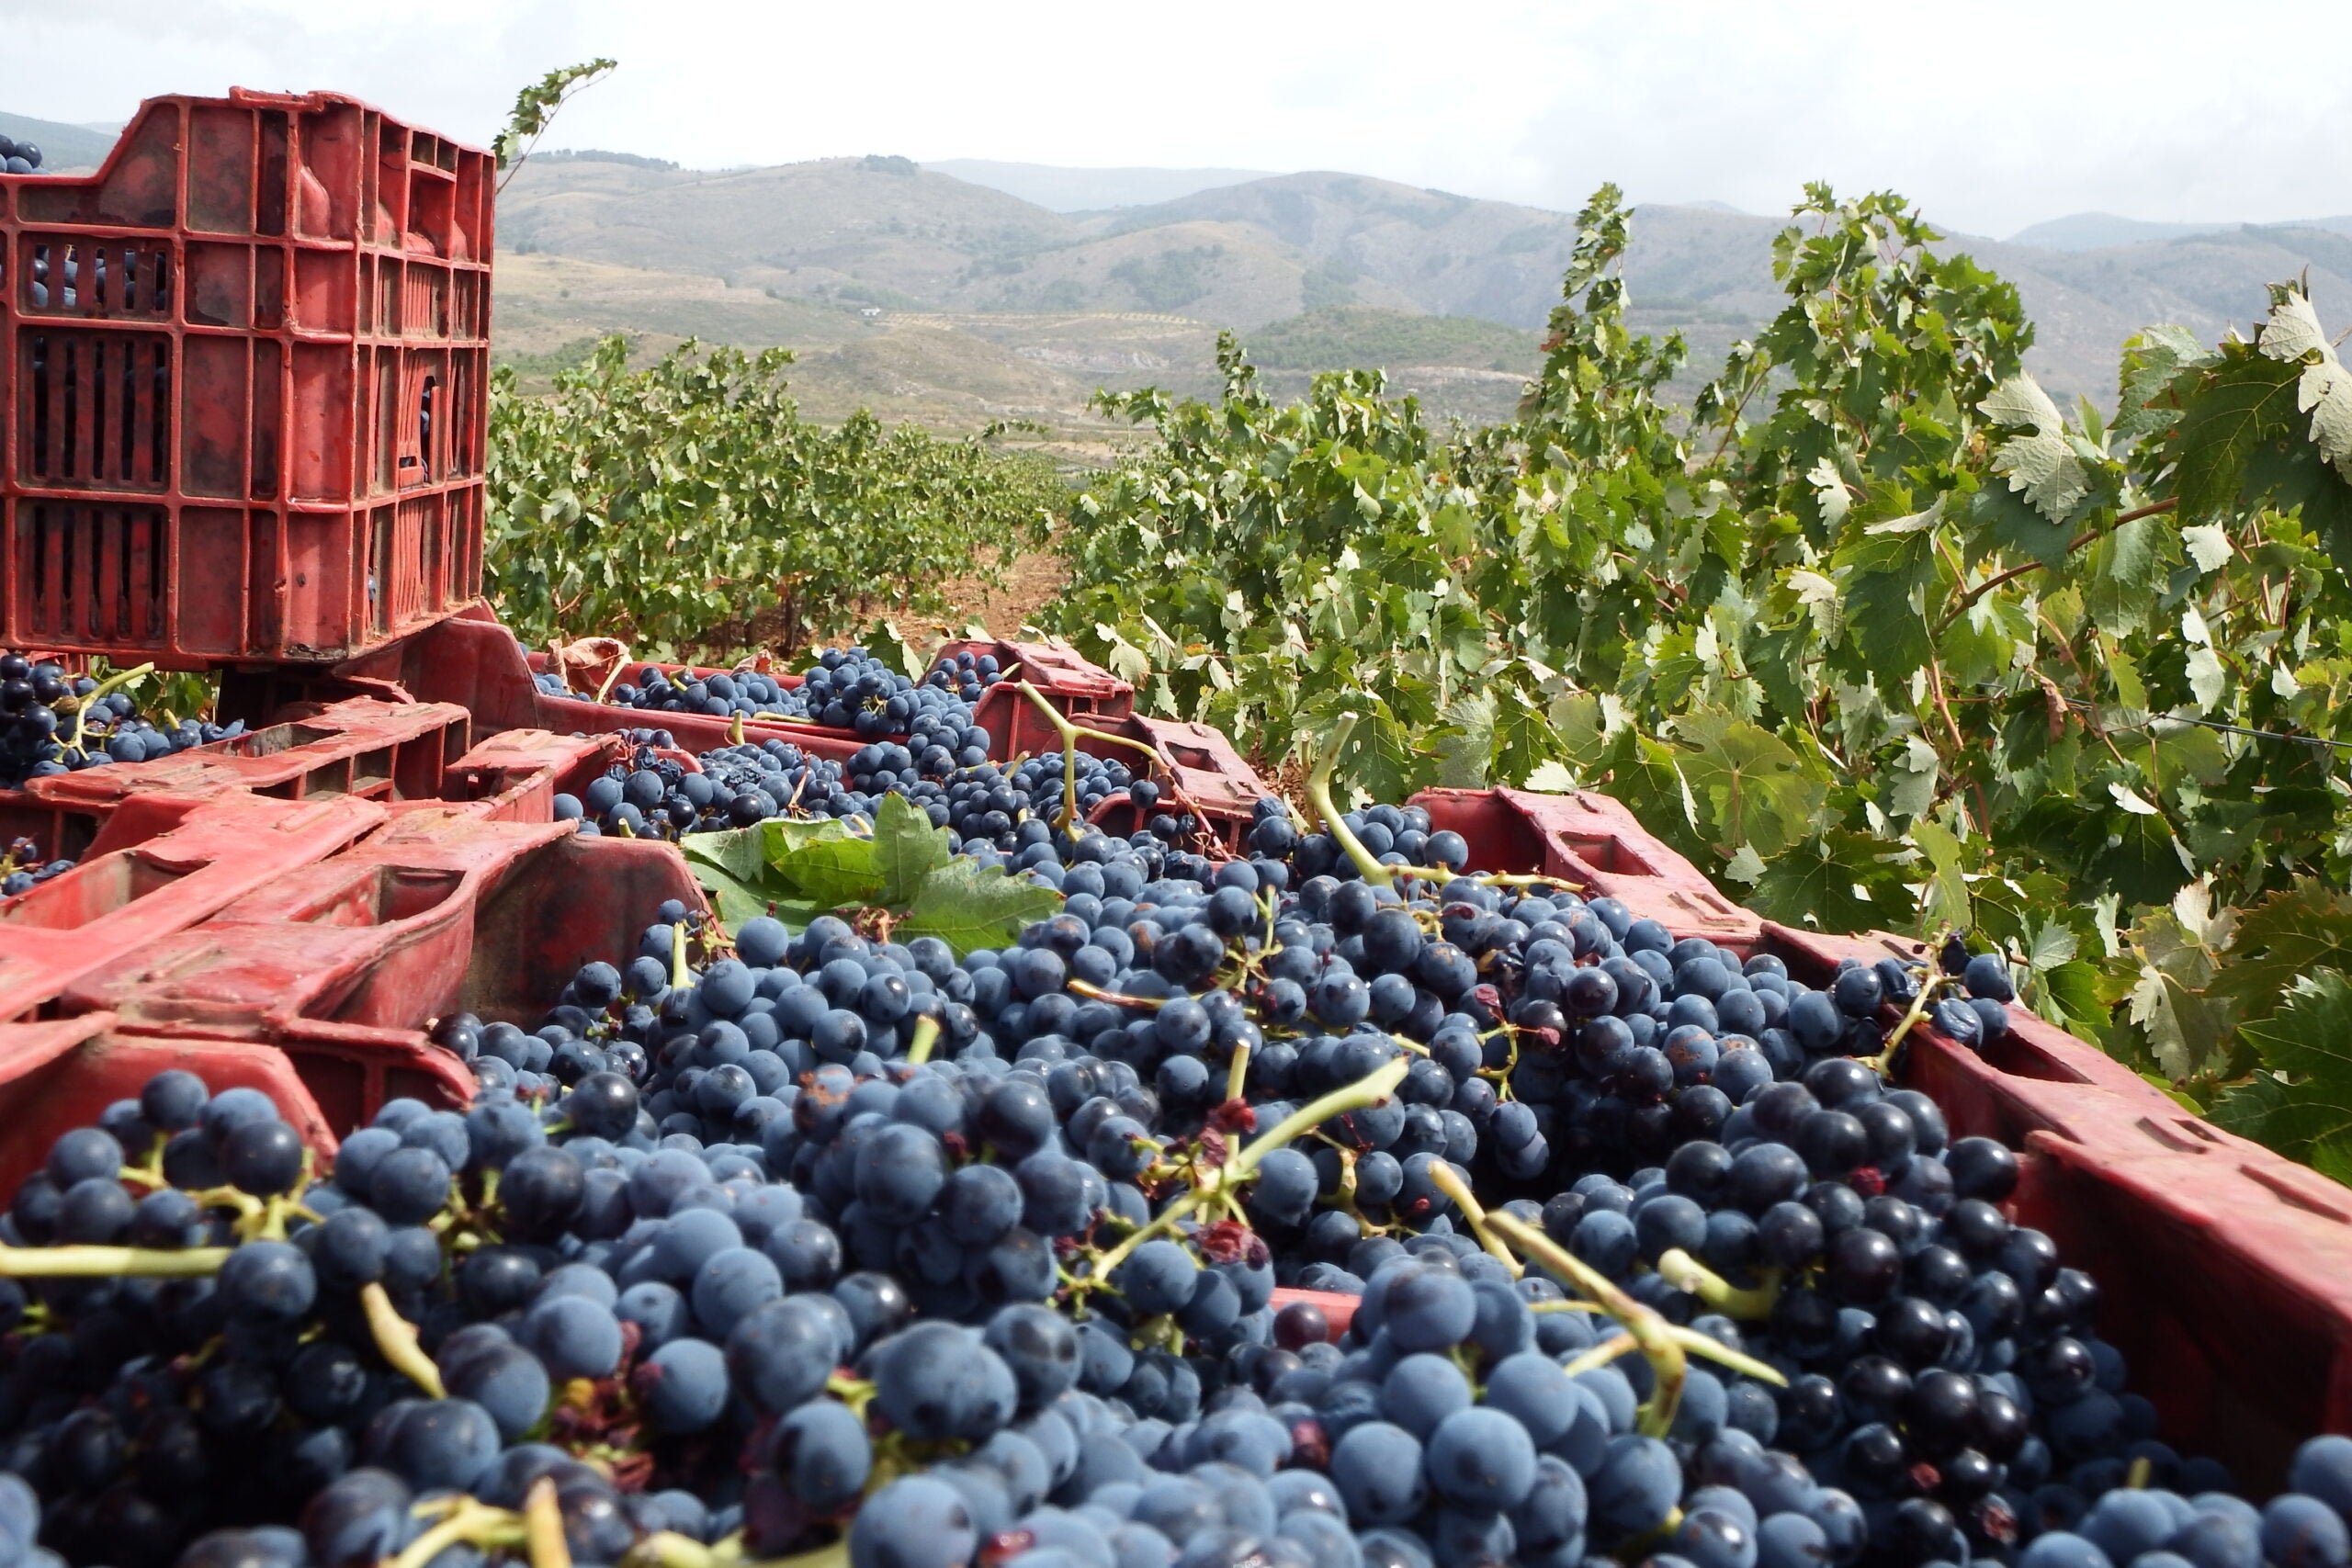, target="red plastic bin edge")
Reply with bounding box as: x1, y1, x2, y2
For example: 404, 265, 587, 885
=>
0, 1013, 337, 1201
